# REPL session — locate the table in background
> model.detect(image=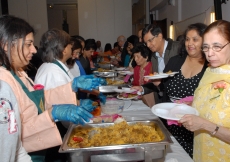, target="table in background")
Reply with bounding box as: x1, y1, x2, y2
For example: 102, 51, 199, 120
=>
121, 100, 194, 162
